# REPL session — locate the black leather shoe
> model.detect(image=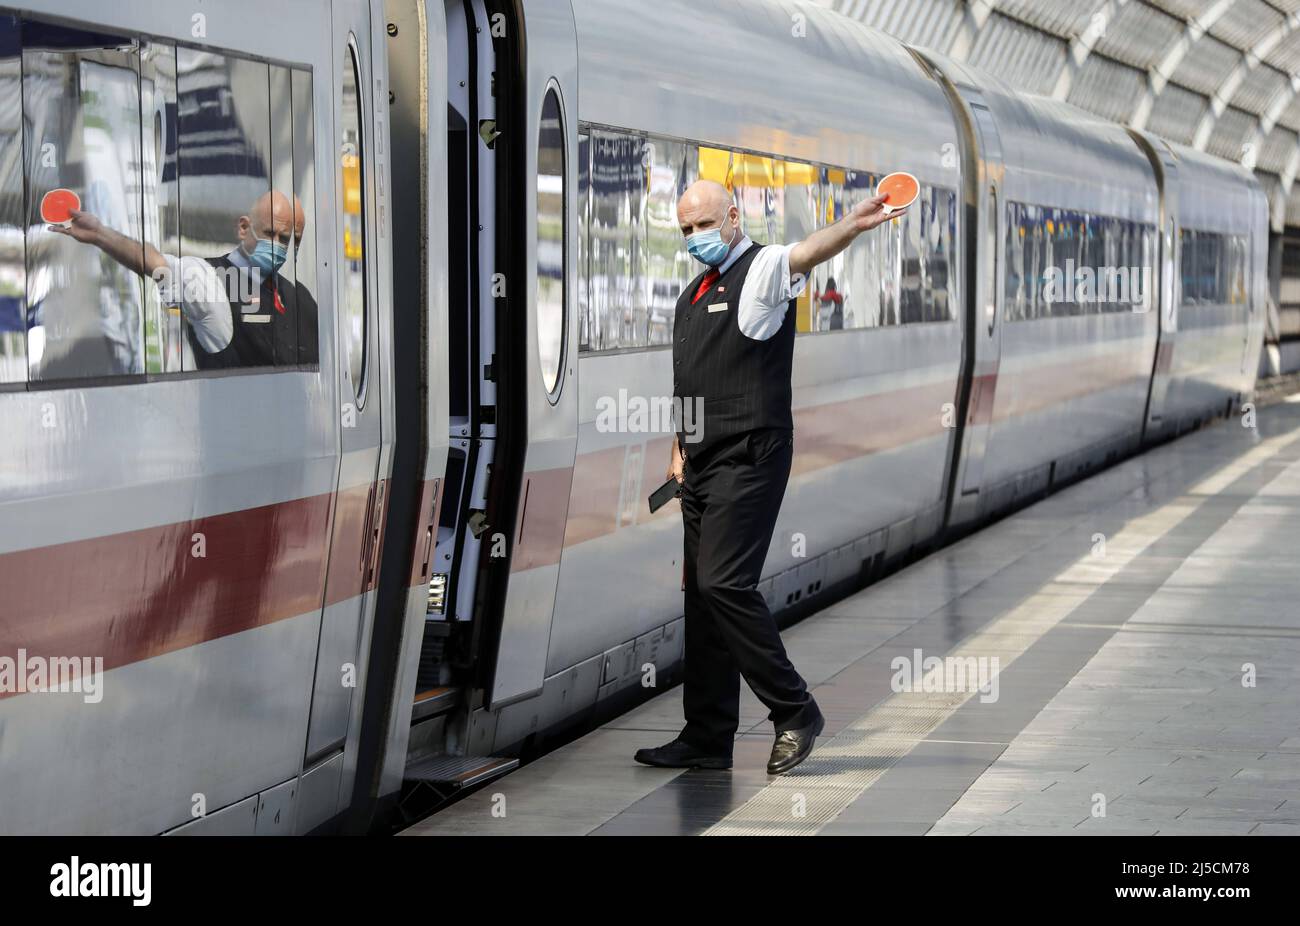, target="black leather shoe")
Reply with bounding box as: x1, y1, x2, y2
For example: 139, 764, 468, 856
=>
767, 713, 825, 775
634, 738, 732, 770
